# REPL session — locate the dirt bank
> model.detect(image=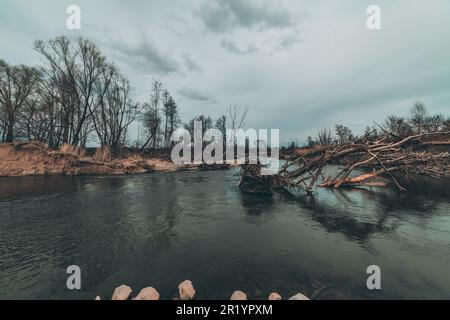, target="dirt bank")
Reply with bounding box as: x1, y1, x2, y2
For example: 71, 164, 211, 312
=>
0, 141, 192, 177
